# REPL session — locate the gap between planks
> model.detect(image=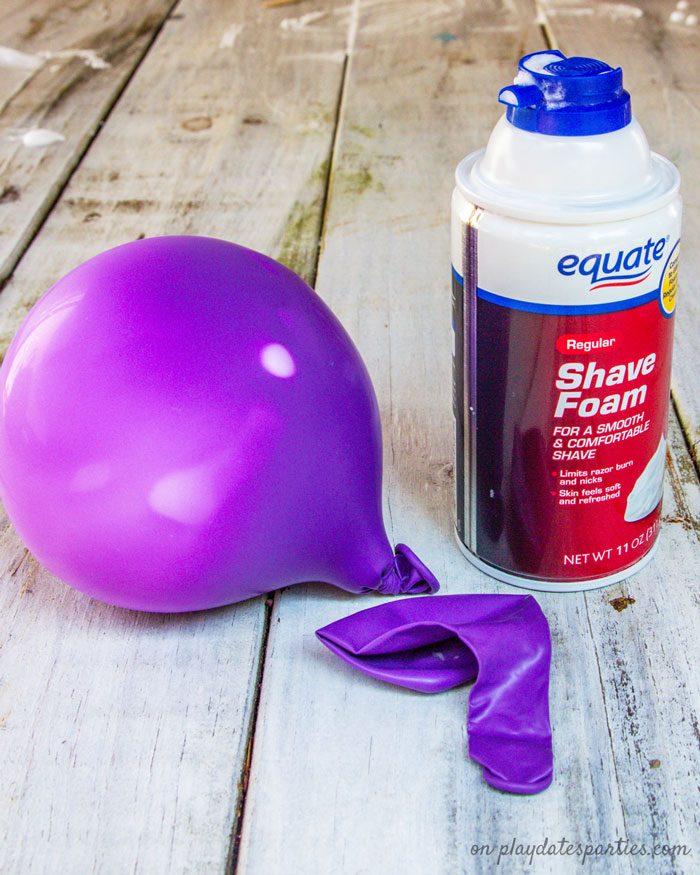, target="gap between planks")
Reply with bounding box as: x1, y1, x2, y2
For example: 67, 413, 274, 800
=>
225, 596, 274, 875
225, 24, 356, 875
